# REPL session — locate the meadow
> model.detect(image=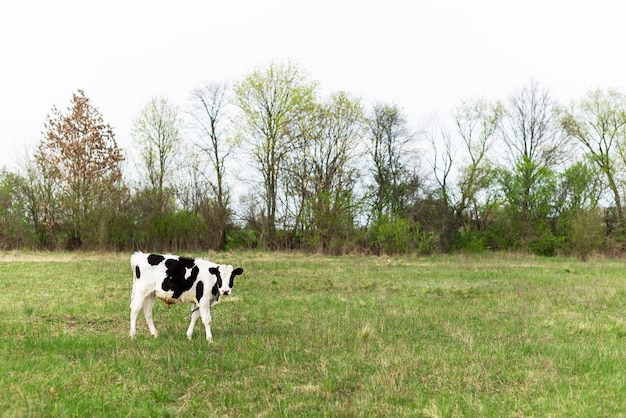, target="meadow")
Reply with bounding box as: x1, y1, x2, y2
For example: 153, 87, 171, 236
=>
1, 251, 626, 417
